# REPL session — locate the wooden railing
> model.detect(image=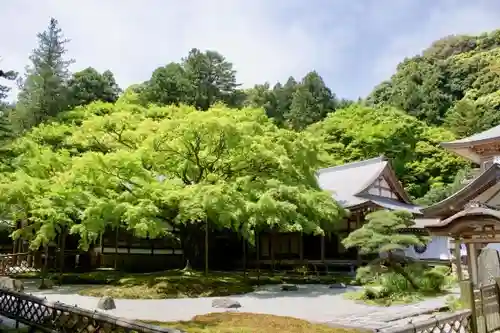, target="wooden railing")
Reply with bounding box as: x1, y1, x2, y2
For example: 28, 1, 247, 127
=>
473, 282, 500, 333
0, 288, 184, 332
381, 310, 472, 333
